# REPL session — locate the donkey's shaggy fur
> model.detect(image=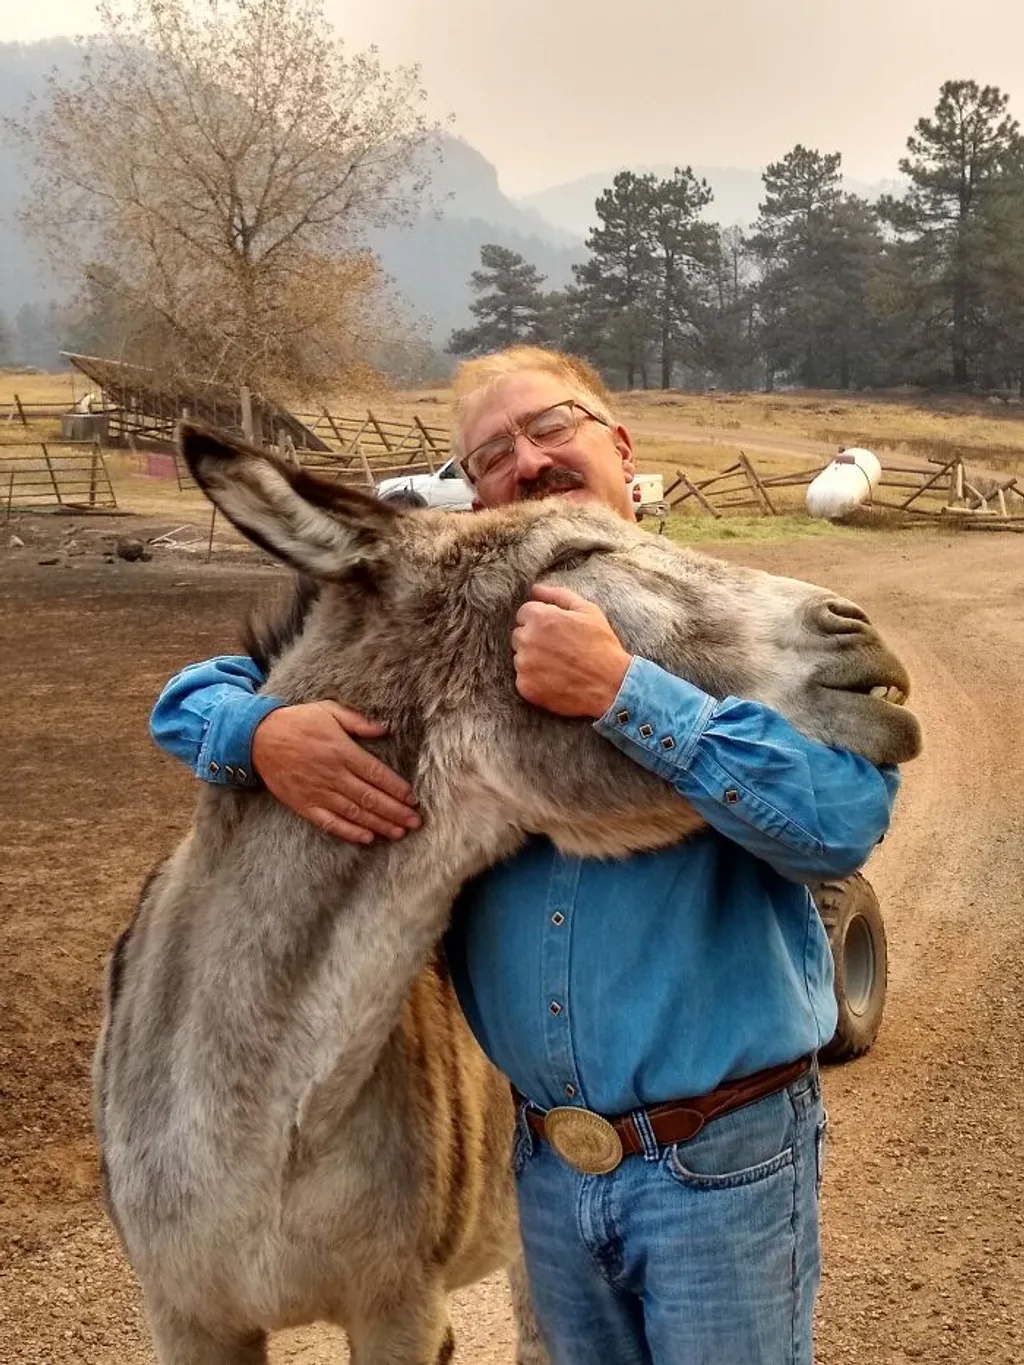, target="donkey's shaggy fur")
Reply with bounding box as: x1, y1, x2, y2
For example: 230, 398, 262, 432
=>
94, 424, 920, 1364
